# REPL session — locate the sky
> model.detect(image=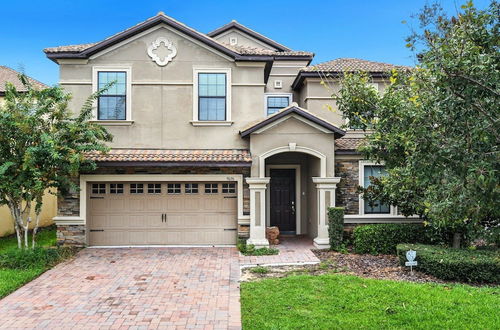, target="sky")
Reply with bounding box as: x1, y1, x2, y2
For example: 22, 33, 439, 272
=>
0, 0, 492, 86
